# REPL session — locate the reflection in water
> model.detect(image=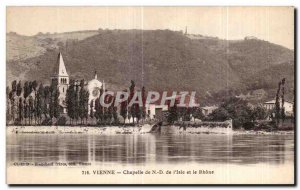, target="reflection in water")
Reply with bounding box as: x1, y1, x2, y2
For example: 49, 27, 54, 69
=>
7, 133, 294, 165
